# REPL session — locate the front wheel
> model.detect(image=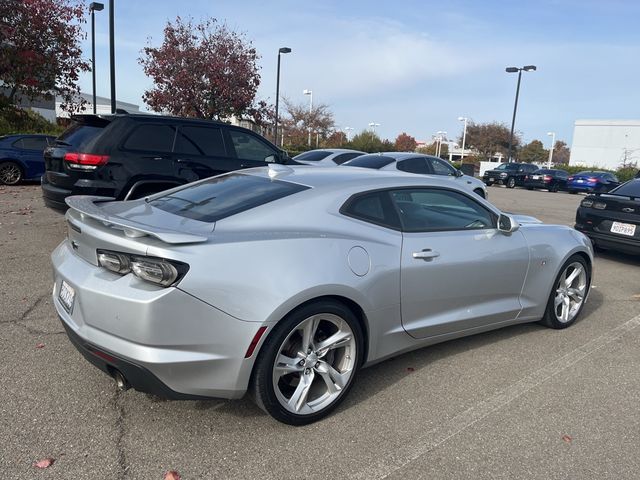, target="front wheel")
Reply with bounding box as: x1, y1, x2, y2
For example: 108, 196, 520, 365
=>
0, 161, 23, 185
251, 300, 363, 425
540, 255, 590, 329
506, 177, 516, 188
